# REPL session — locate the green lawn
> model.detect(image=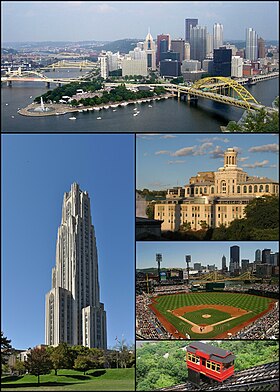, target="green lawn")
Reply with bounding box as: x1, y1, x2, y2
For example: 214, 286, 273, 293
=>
1, 368, 135, 391
183, 308, 231, 325
154, 292, 272, 338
